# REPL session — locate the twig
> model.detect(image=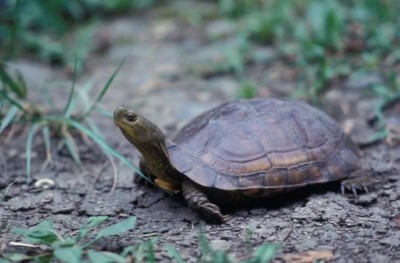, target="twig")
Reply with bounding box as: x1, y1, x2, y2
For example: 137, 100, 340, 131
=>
108, 155, 118, 195
90, 160, 110, 191
281, 220, 293, 241
9, 241, 40, 248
